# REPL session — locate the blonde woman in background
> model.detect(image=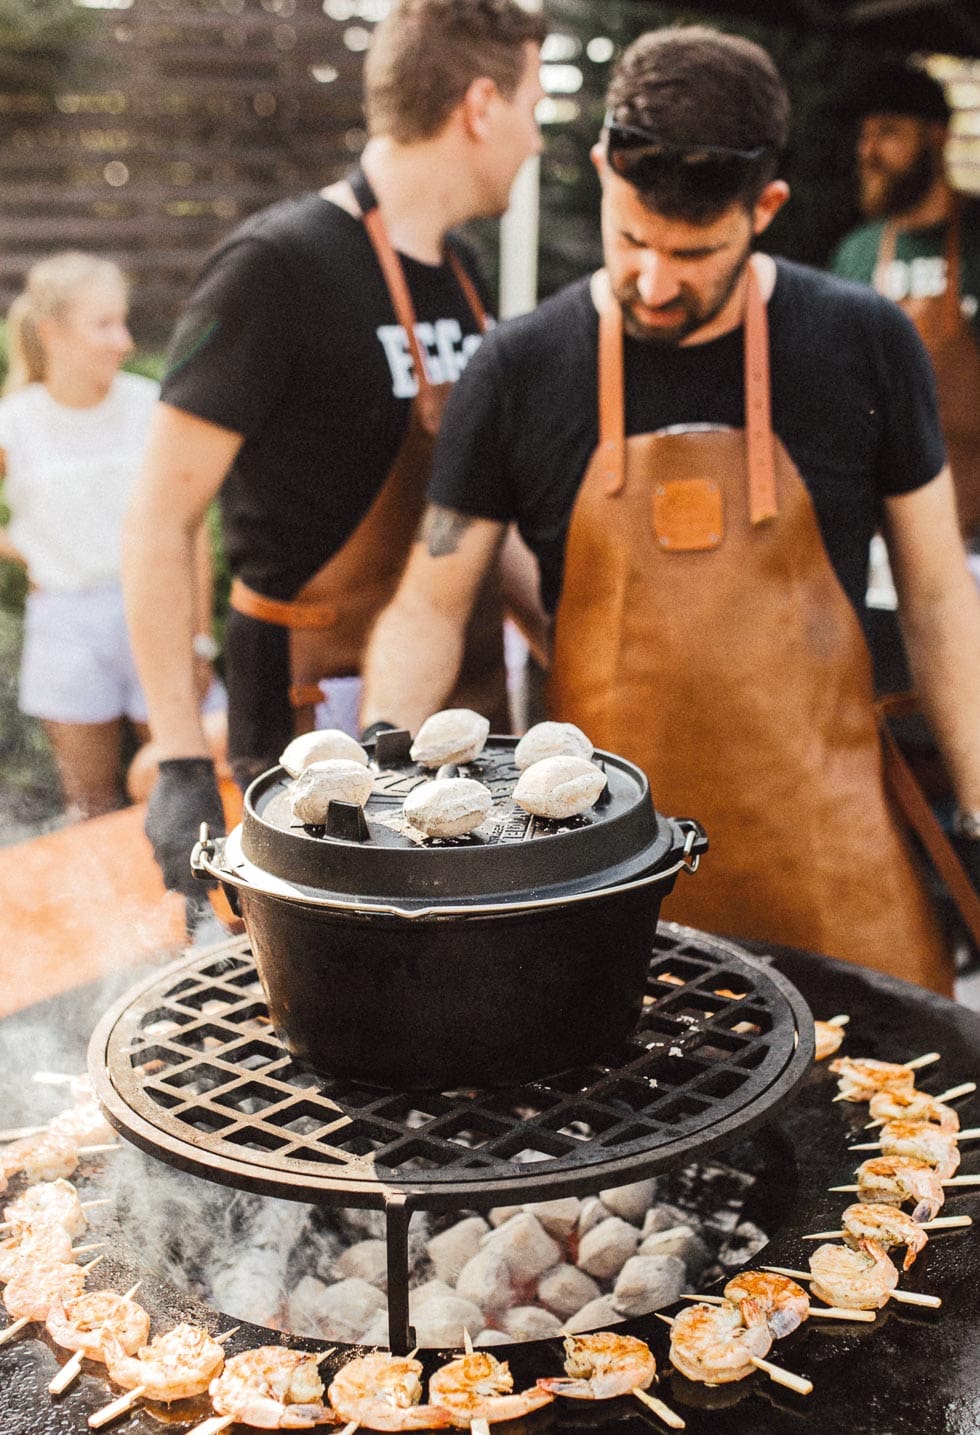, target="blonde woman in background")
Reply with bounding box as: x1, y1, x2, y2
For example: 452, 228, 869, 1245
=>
0, 251, 214, 821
